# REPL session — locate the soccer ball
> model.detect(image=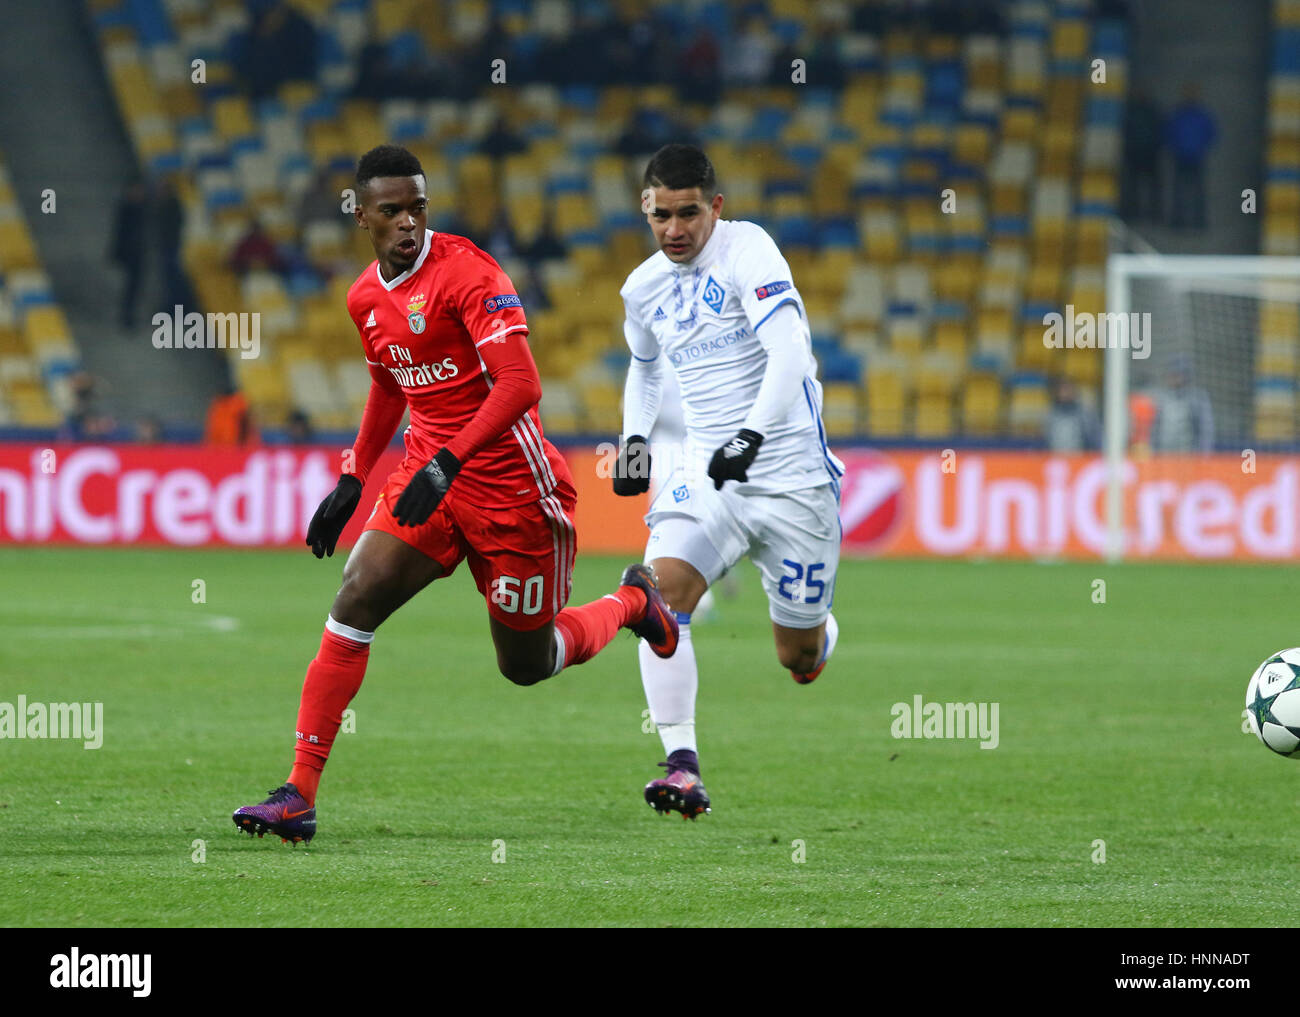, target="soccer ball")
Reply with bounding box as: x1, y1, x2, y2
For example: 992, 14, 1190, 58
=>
1245, 648, 1300, 757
